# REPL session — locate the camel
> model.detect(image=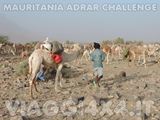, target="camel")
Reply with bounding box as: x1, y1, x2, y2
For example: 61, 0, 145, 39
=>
0, 43, 3, 48
125, 45, 147, 67
28, 48, 81, 98
0, 43, 16, 55
111, 45, 123, 60
81, 49, 91, 61
65, 43, 83, 65
101, 44, 111, 64
13, 43, 25, 55
21, 50, 29, 58
81, 43, 94, 62
144, 44, 160, 60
